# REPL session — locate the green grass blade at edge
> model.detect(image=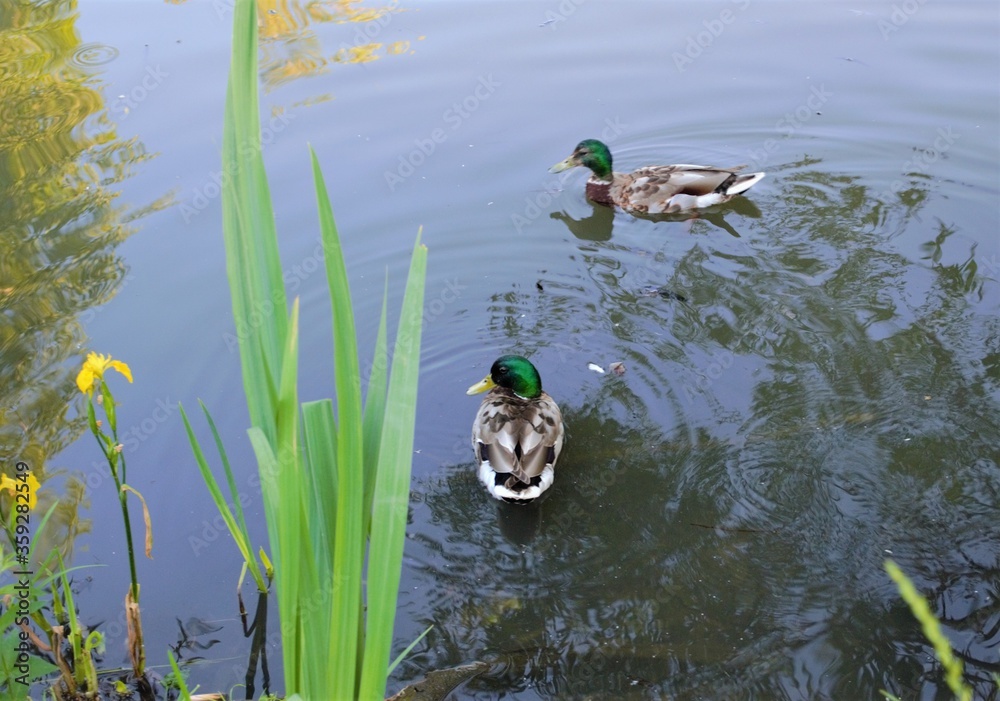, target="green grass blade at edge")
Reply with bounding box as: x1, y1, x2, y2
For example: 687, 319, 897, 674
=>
884, 560, 973, 701
166, 650, 193, 700
310, 147, 365, 698
359, 231, 427, 699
